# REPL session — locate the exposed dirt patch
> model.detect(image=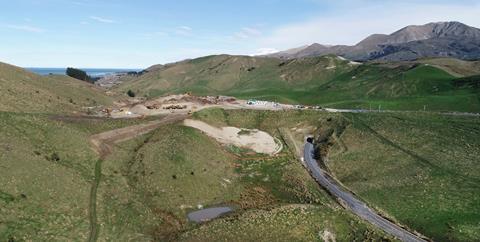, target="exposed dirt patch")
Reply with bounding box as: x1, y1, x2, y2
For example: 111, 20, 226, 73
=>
149, 209, 185, 241
50, 115, 107, 123
183, 119, 282, 155
320, 229, 336, 242
109, 94, 241, 118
